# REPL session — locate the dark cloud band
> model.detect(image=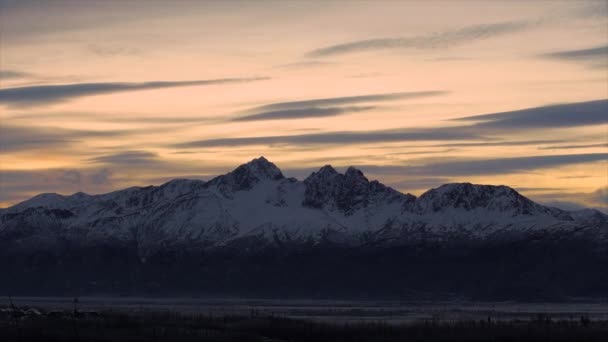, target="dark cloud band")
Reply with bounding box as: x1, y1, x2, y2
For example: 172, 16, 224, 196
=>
0, 124, 139, 152
0, 77, 270, 107
172, 127, 484, 148
407, 153, 608, 176
453, 99, 608, 129
232, 106, 376, 122
540, 44, 608, 69
86, 151, 160, 165
174, 99, 606, 148
245, 91, 448, 113
320, 153, 607, 179
307, 21, 534, 57
231, 90, 447, 122
541, 45, 608, 61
